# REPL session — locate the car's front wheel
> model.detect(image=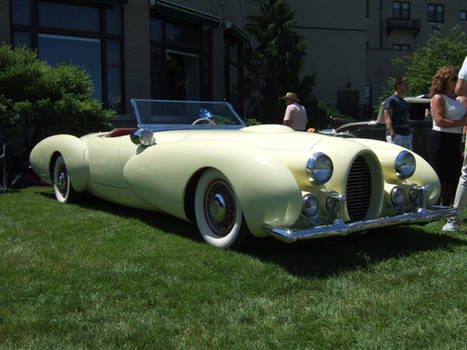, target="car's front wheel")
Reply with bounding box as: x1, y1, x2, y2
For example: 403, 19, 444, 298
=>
194, 169, 249, 249
53, 155, 79, 203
